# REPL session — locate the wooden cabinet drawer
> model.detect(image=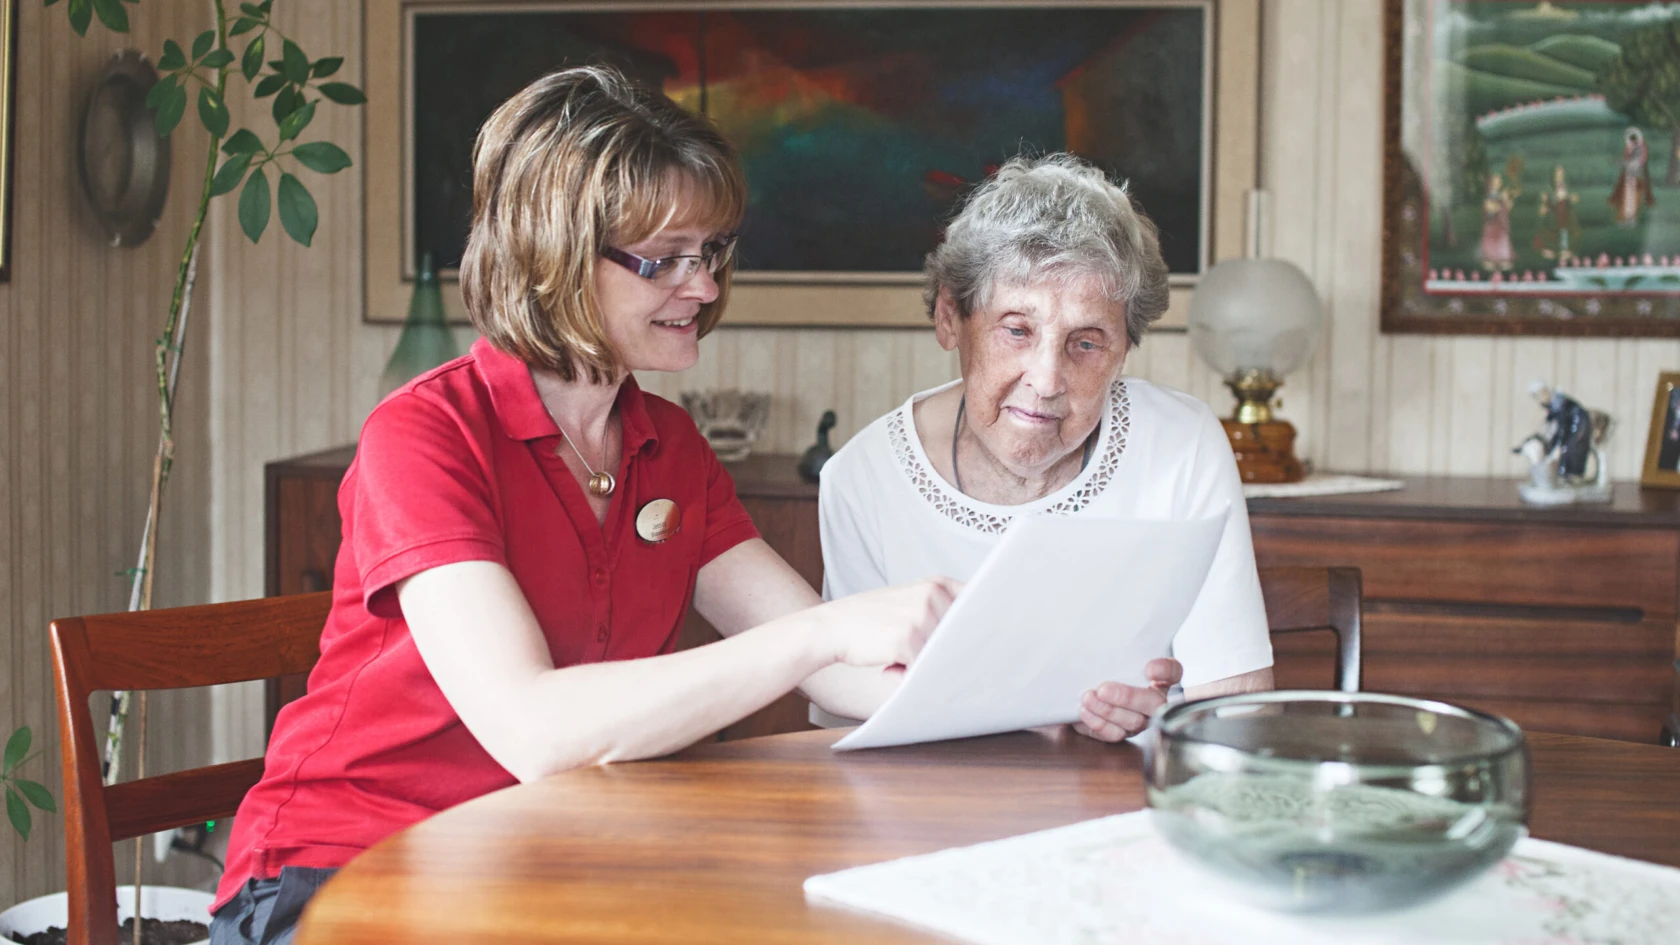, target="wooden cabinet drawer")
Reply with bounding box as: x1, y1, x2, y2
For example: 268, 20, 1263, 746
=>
1358, 611, 1673, 704
1253, 516, 1680, 616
